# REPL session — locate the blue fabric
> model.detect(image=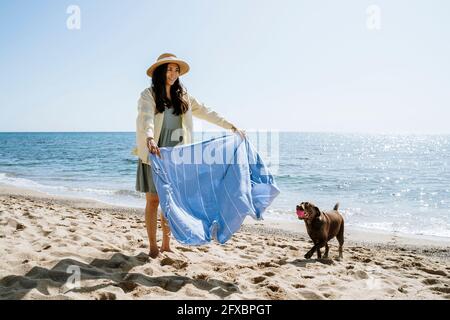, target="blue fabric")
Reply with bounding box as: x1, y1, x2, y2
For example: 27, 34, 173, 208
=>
149, 134, 280, 245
